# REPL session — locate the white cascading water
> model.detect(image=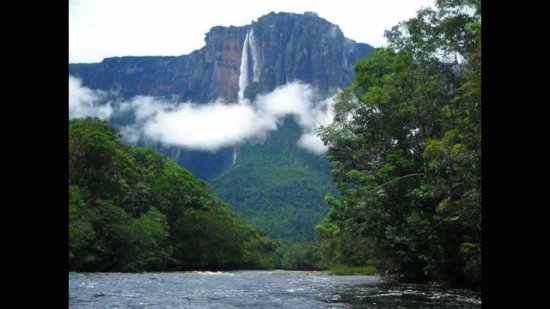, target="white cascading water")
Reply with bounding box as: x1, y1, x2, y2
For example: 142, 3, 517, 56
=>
238, 28, 261, 103
248, 28, 261, 82
238, 30, 250, 103
235, 29, 250, 165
